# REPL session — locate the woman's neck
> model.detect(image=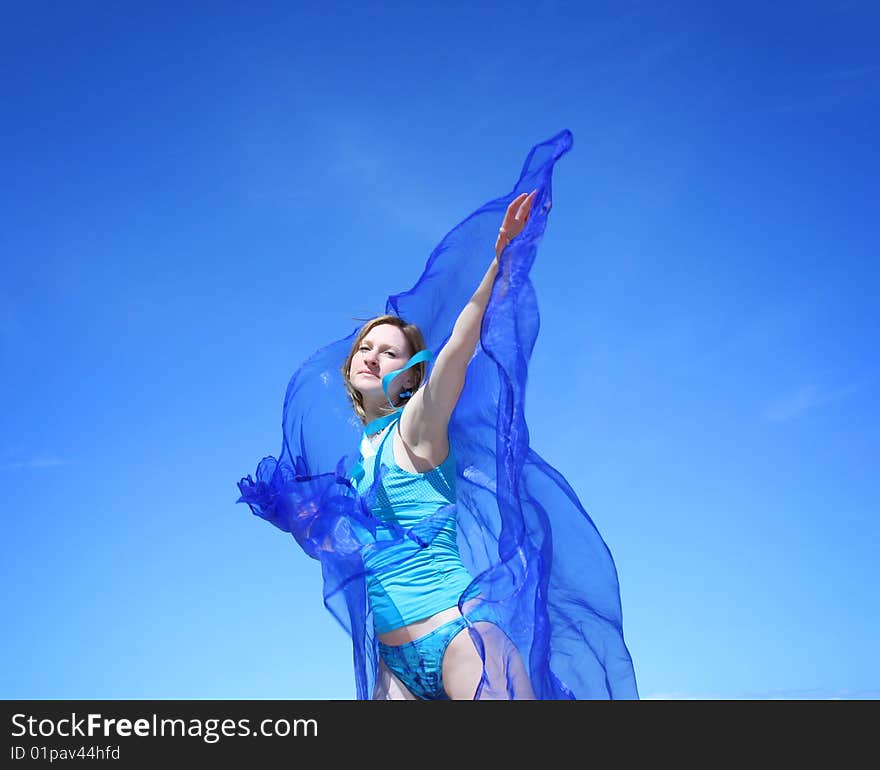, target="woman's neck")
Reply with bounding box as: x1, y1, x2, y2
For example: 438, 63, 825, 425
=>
362, 401, 401, 430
